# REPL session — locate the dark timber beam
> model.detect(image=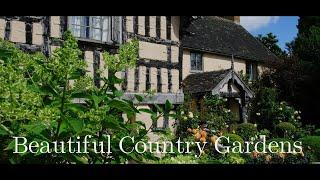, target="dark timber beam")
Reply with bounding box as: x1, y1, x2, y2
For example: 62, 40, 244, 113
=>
127, 33, 178, 46
137, 58, 179, 69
